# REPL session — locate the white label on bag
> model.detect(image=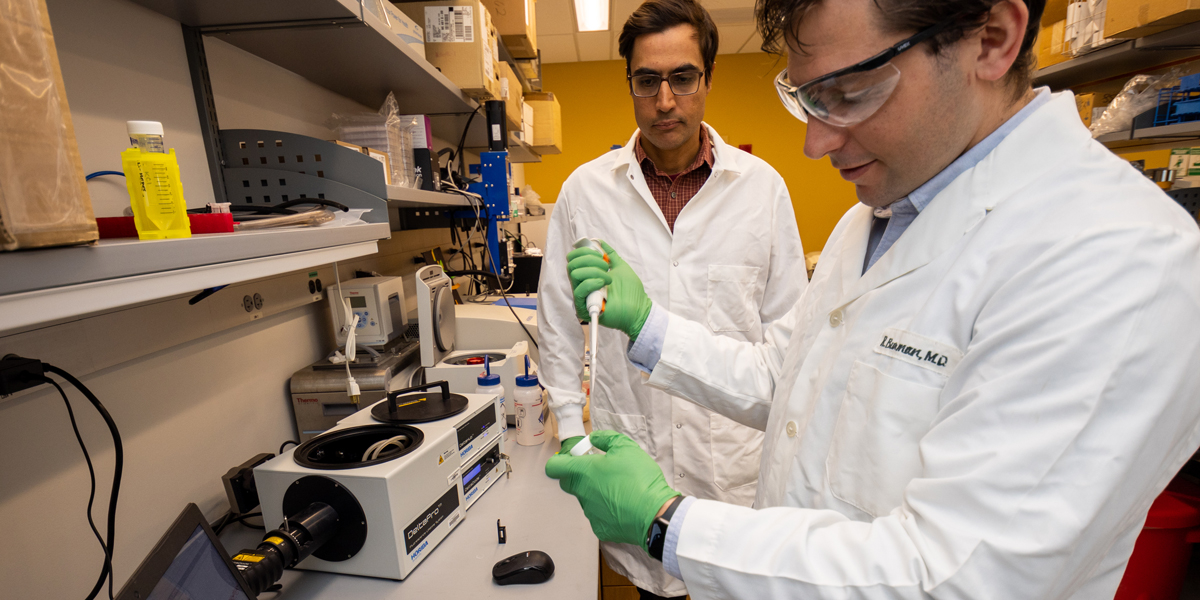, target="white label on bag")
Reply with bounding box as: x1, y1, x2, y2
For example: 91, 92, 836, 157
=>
426, 6, 473, 43
874, 327, 962, 376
